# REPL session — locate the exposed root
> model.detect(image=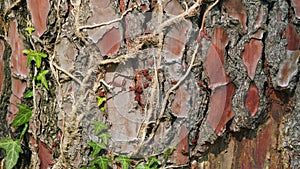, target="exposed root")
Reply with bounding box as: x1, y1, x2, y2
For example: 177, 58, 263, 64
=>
98, 53, 137, 65
154, 0, 203, 34
77, 5, 137, 30
153, 43, 199, 135
52, 62, 83, 86
99, 79, 113, 90
200, 0, 220, 31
